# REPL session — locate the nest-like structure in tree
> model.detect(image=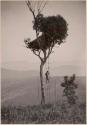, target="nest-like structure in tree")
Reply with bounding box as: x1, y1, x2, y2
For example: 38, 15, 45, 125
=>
25, 14, 68, 51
